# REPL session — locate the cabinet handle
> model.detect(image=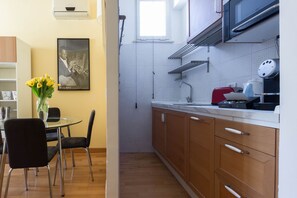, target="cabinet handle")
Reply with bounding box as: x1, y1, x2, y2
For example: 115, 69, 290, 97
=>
224, 185, 241, 198
190, 116, 200, 121
161, 113, 165, 123
224, 144, 248, 154
231, 3, 279, 32
214, 0, 222, 14
224, 128, 249, 135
